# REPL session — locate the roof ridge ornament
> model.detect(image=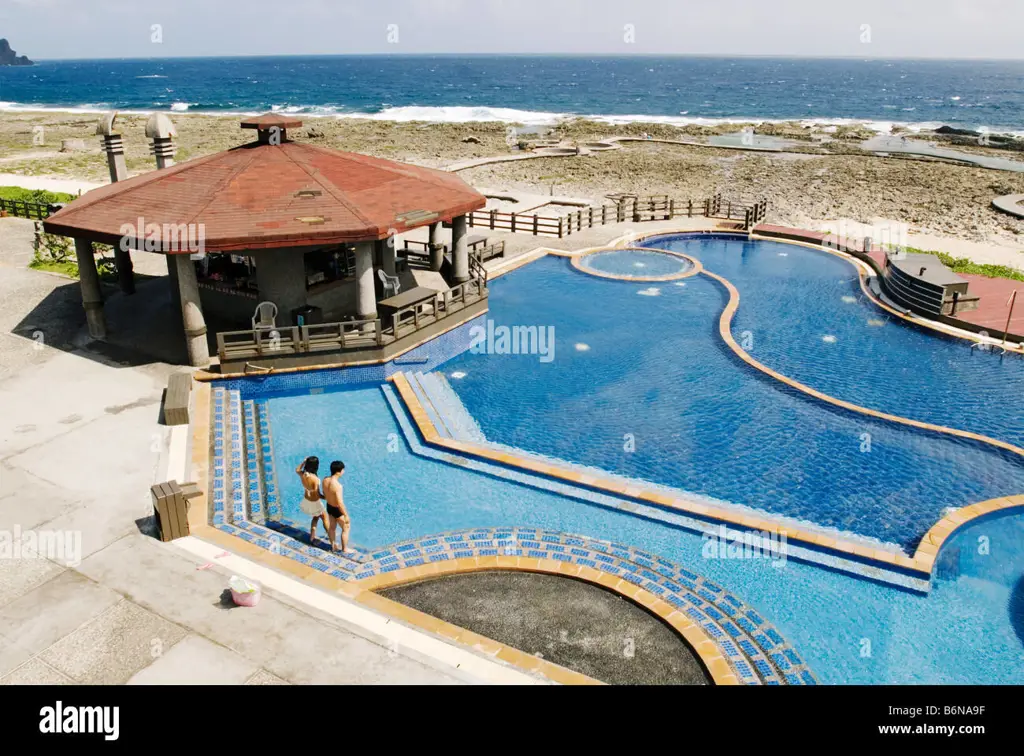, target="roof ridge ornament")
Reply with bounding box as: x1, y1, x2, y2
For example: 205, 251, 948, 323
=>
241, 113, 304, 145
